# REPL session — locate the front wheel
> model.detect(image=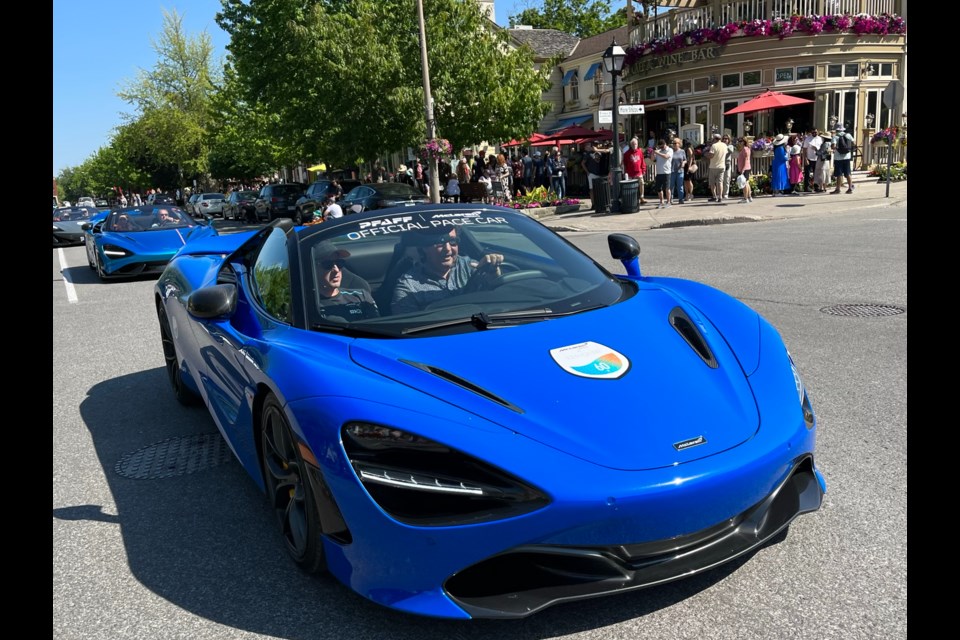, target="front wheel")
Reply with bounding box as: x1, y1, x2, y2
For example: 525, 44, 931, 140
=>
157, 304, 201, 405
261, 393, 326, 573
